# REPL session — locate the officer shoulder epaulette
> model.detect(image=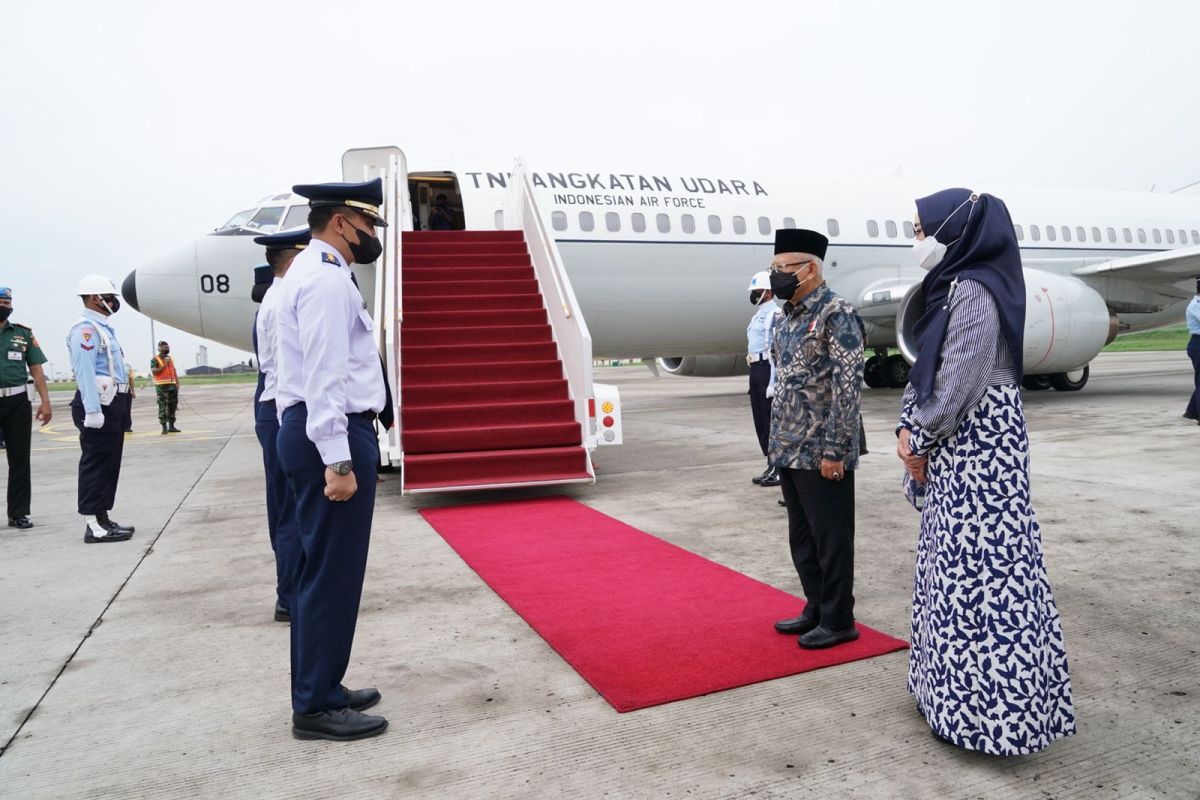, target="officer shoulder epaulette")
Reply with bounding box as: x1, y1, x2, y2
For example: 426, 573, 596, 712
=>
10, 322, 33, 331
321, 252, 339, 265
